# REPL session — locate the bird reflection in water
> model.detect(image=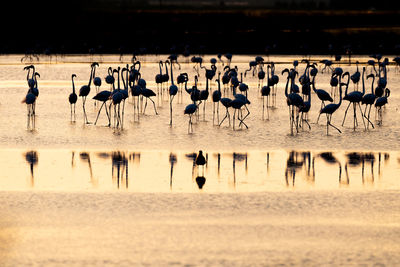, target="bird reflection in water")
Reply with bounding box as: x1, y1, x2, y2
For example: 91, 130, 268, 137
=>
302, 151, 314, 182
362, 153, 375, 184
344, 152, 376, 185
378, 152, 390, 177
317, 152, 342, 183
129, 152, 141, 165
71, 151, 75, 167
195, 175, 206, 190
185, 152, 197, 178
169, 153, 177, 190
195, 150, 207, 176
24, 151, 38, 187
80, 152, 98, 187
112, 152, 128, 189
285, 151, 304, 187
233, 152, 248, 187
